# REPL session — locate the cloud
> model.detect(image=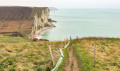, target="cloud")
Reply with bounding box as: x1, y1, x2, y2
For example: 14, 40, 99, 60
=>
0, 0, 120, 9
